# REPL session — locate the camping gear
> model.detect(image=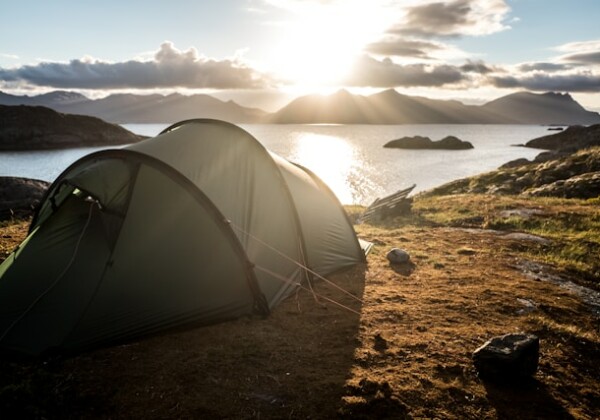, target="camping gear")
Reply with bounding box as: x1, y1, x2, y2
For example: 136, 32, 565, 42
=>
0, 119, 367, 356
358, 184, 415, 223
